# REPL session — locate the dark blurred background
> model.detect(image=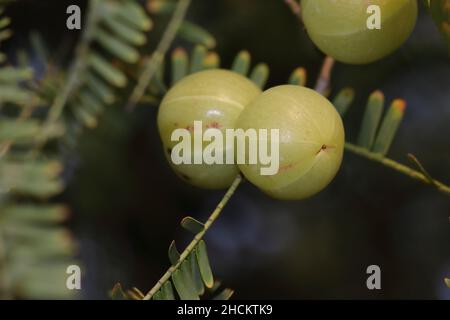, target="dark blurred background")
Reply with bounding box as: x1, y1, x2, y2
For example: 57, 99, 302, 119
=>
4, 0, 450, 299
